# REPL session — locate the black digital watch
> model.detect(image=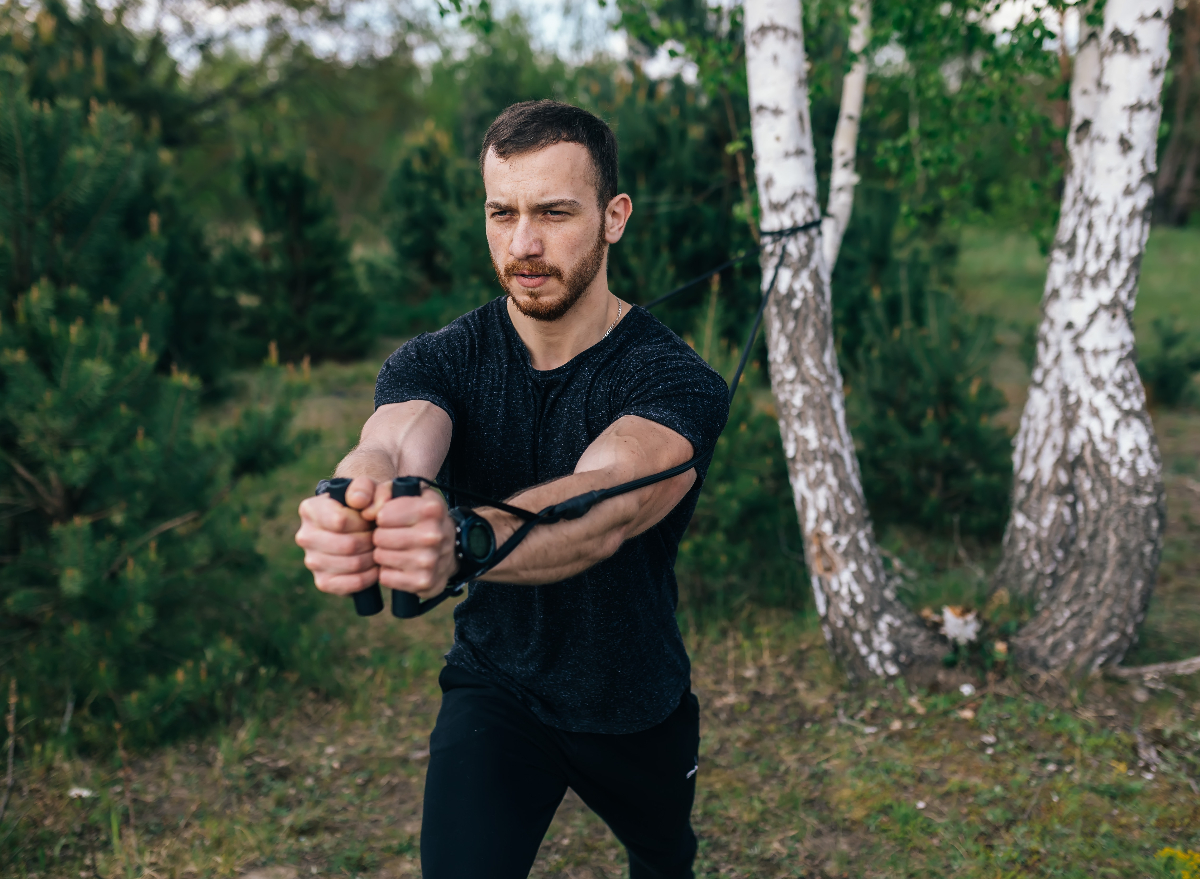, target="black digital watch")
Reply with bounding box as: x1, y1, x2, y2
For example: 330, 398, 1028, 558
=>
448, 507, 496, 586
